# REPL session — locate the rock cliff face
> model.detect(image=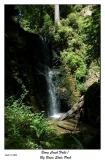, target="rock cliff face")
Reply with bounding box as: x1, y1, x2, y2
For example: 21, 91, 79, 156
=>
82, 82, 100, 127
5, 5, 52, 113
